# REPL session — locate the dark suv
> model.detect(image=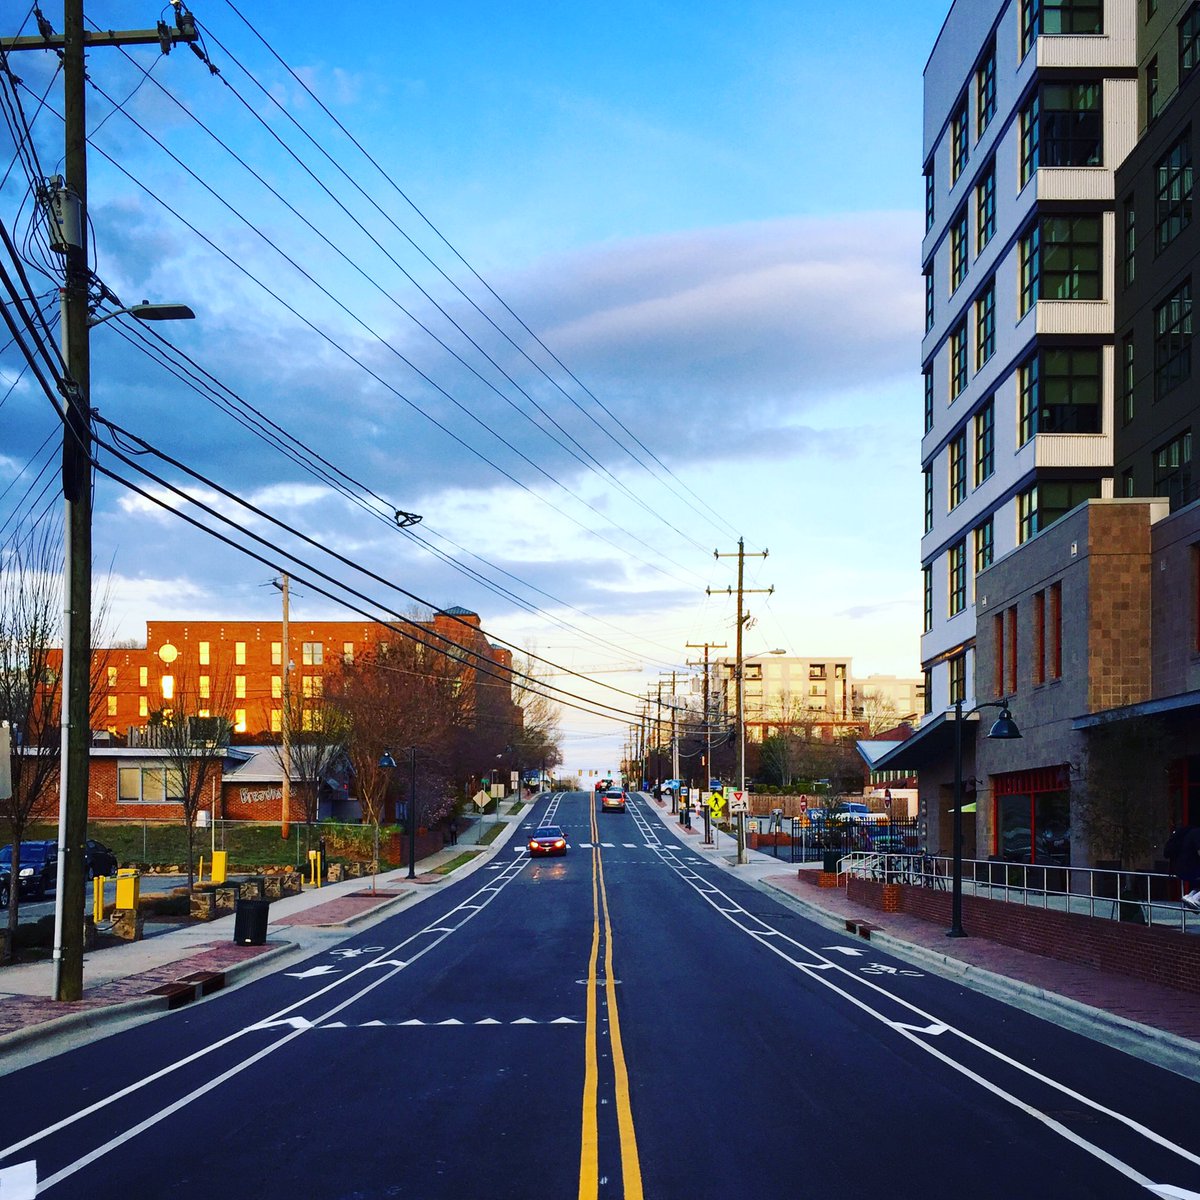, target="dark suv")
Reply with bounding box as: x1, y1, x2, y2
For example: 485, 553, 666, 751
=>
0, 840, 58, 899
84, 839, 119, 879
